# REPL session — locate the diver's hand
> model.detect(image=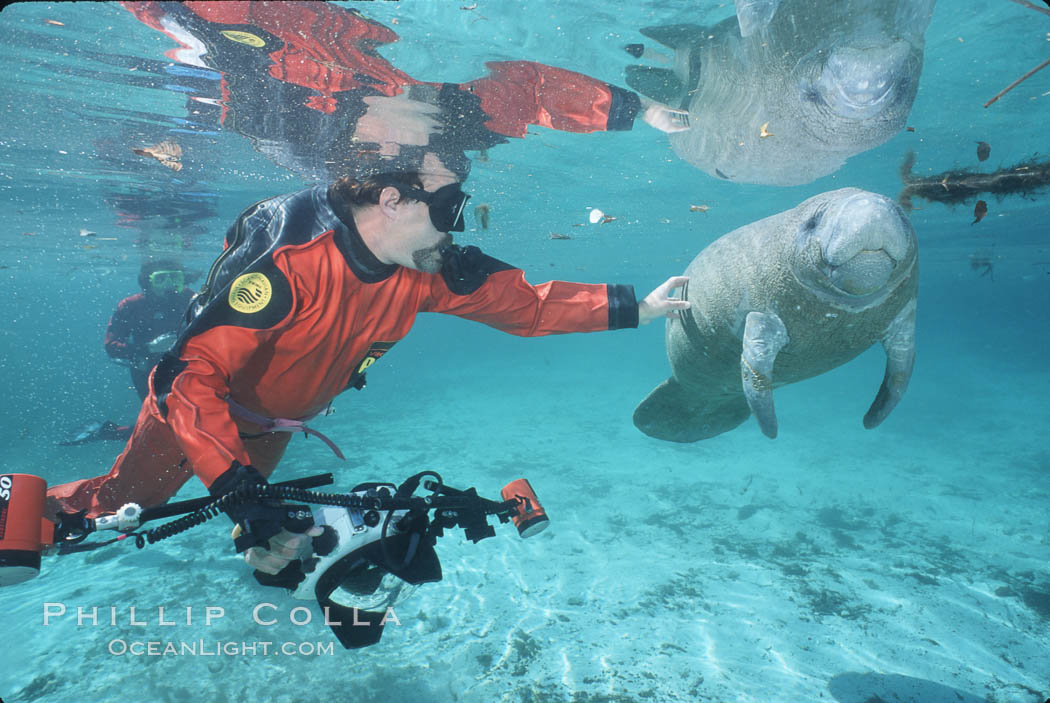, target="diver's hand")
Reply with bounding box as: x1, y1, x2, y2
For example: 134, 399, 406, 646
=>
638, 276, 691, 324
209, 462, 284, 552
147, 332, 176, 354
640, 98, 690, 133
237, 525, 324, 575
